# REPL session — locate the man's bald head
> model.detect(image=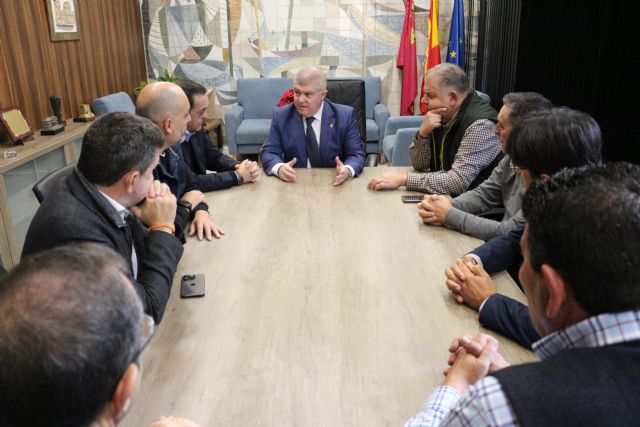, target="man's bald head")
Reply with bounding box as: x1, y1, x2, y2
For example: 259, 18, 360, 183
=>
136, 82, 190, 148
